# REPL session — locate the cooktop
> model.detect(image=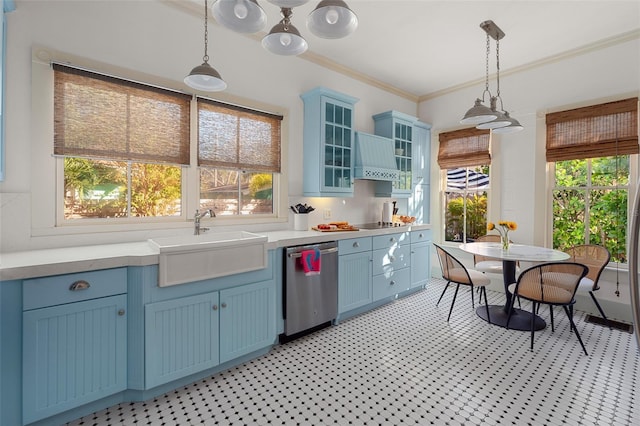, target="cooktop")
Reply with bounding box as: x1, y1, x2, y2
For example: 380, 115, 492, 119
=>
355, 222, 408, 230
